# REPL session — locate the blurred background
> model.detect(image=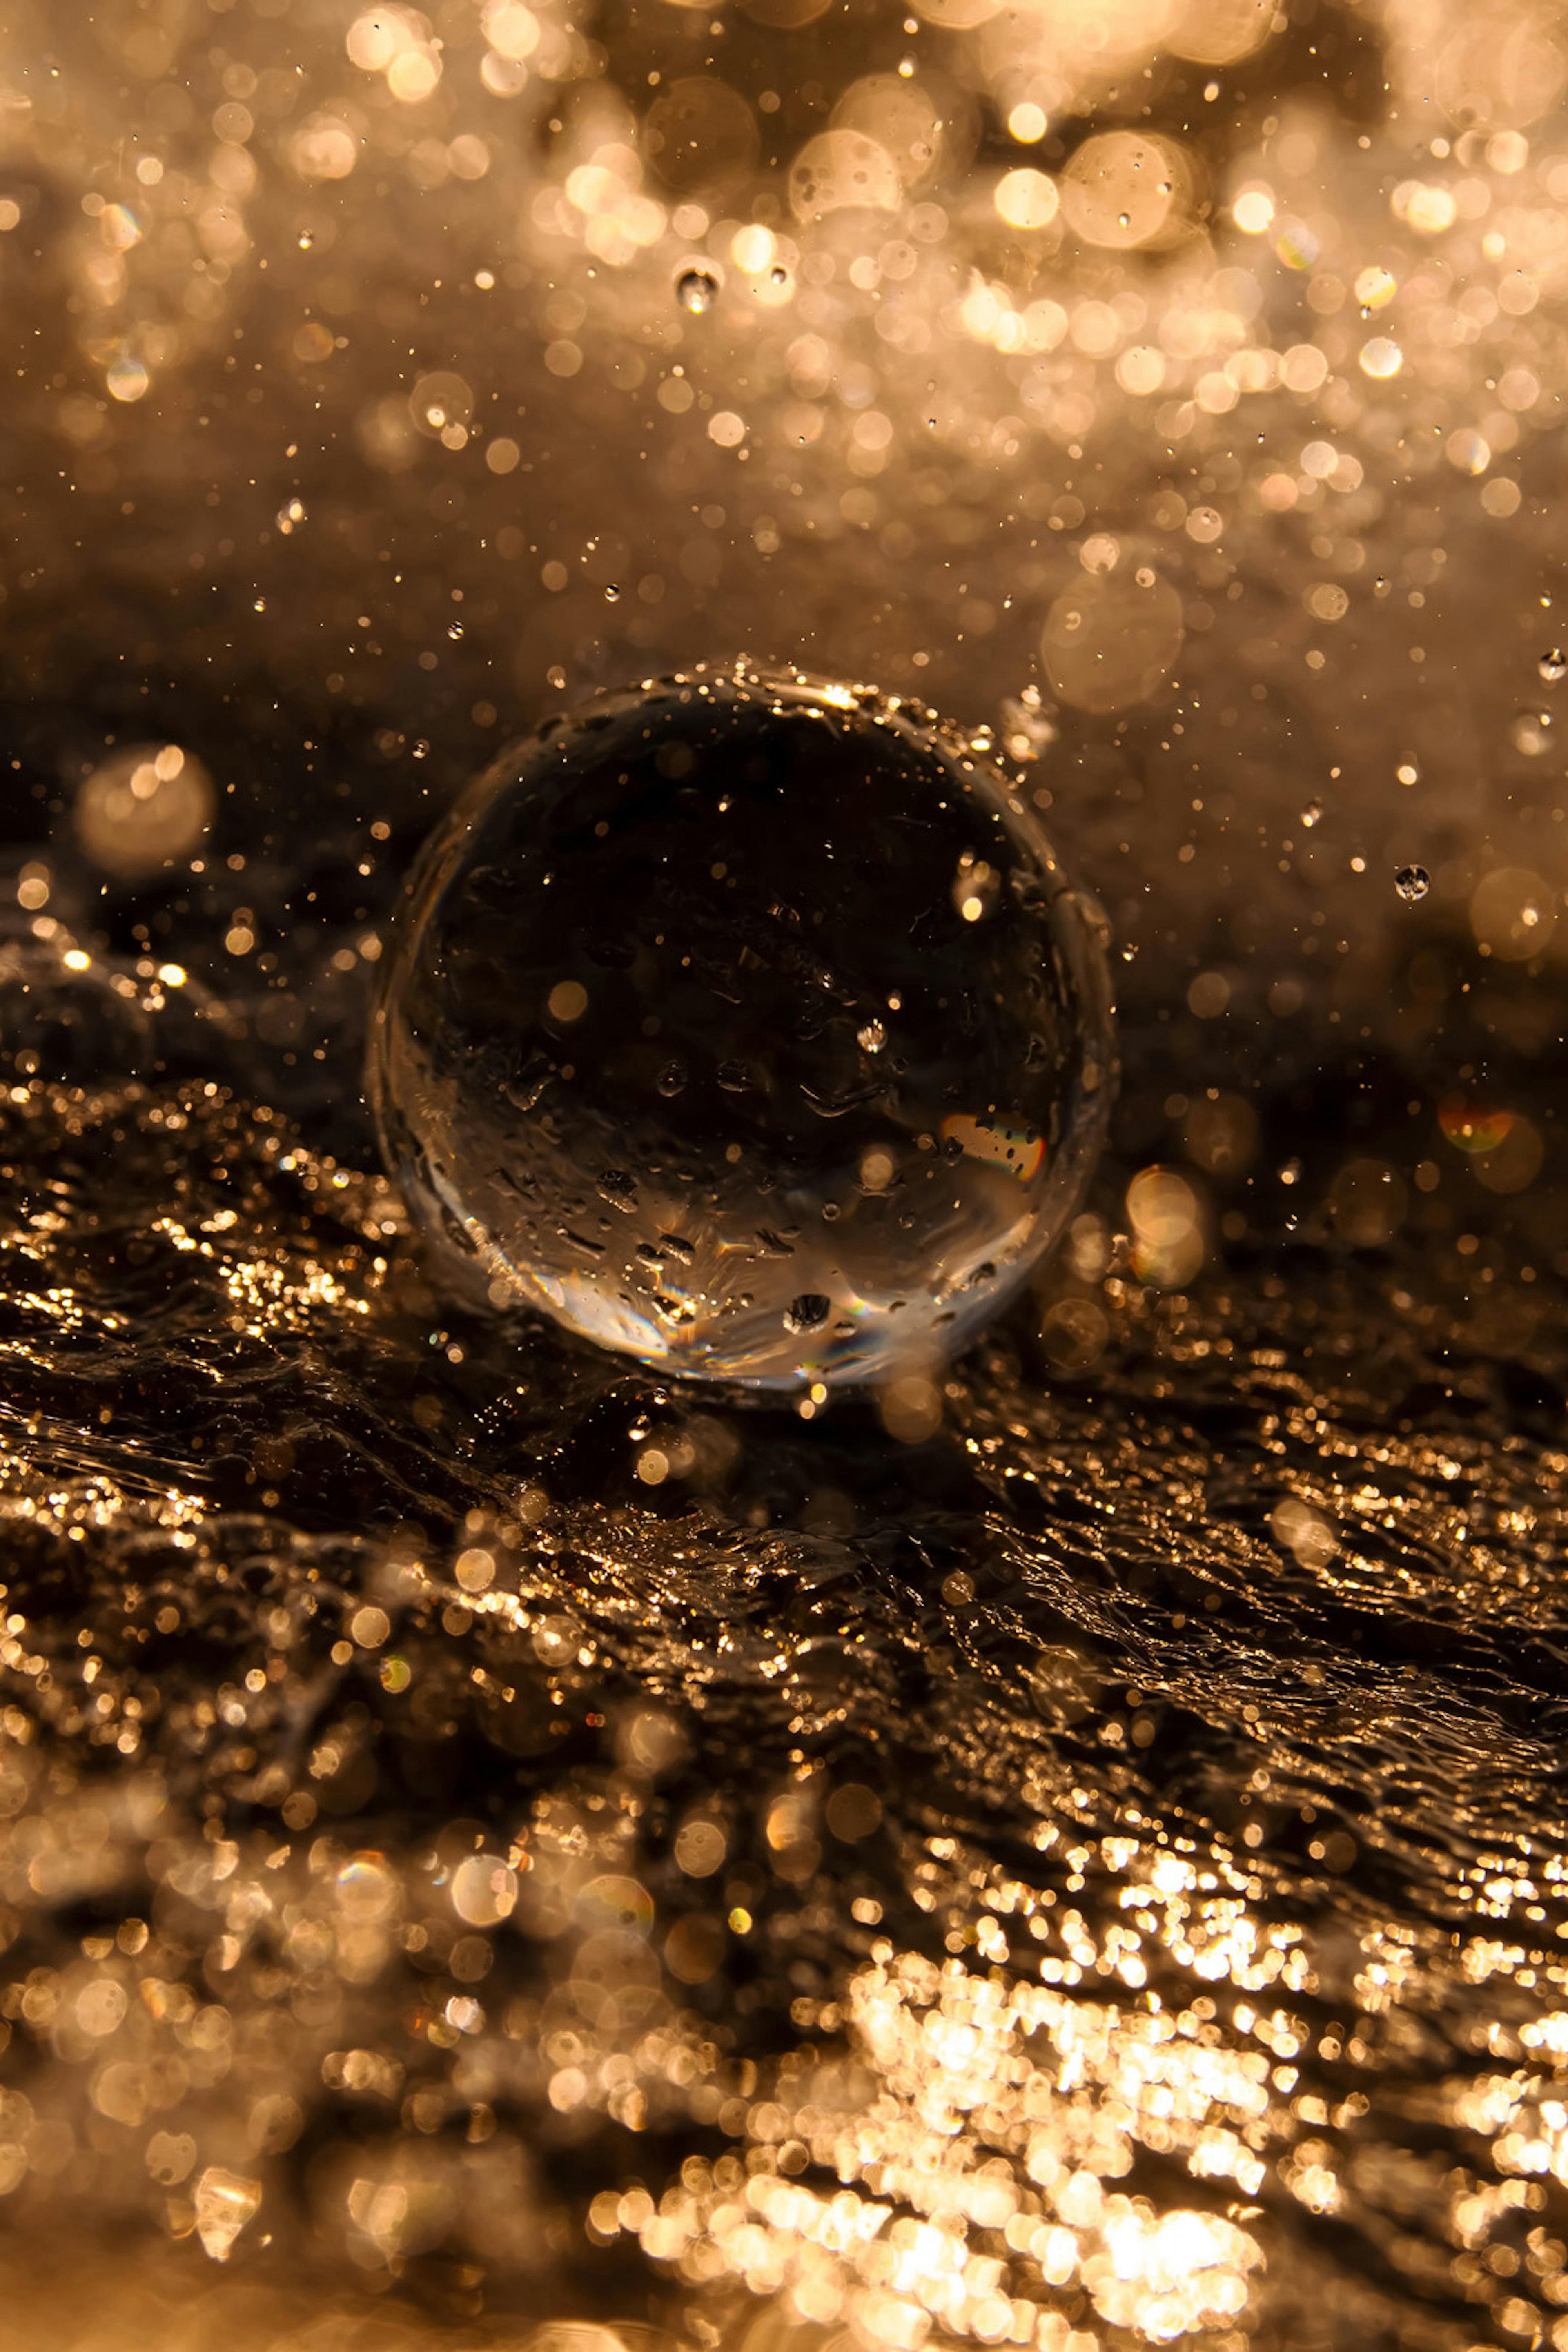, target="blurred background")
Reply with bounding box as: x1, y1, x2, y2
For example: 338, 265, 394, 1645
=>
5, 1, 1568, 2348
5, 0, 1568, 1237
